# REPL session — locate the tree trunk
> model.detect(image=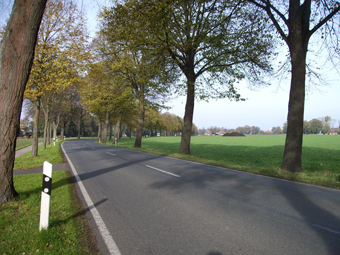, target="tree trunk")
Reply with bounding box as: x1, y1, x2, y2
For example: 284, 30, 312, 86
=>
32, 97, 41, 157
52, 114, 60, 140
0, 0, 47, 204
77, 117, 81, 139
102, 110, 109, 143
43, 104, 49, 149
43, 117, 47, 149
134, 102, 145, 148
60, 119, 65, 140
134, 86, 145, 148
109, 124, 112, 141
114, 114, 122, 143
97, 122, 102, 142
282, 43, 307, 172
179, 73, 196, 154
281, 2, 310, 173
48, 121, 52, 145
53, 121, 57, 141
